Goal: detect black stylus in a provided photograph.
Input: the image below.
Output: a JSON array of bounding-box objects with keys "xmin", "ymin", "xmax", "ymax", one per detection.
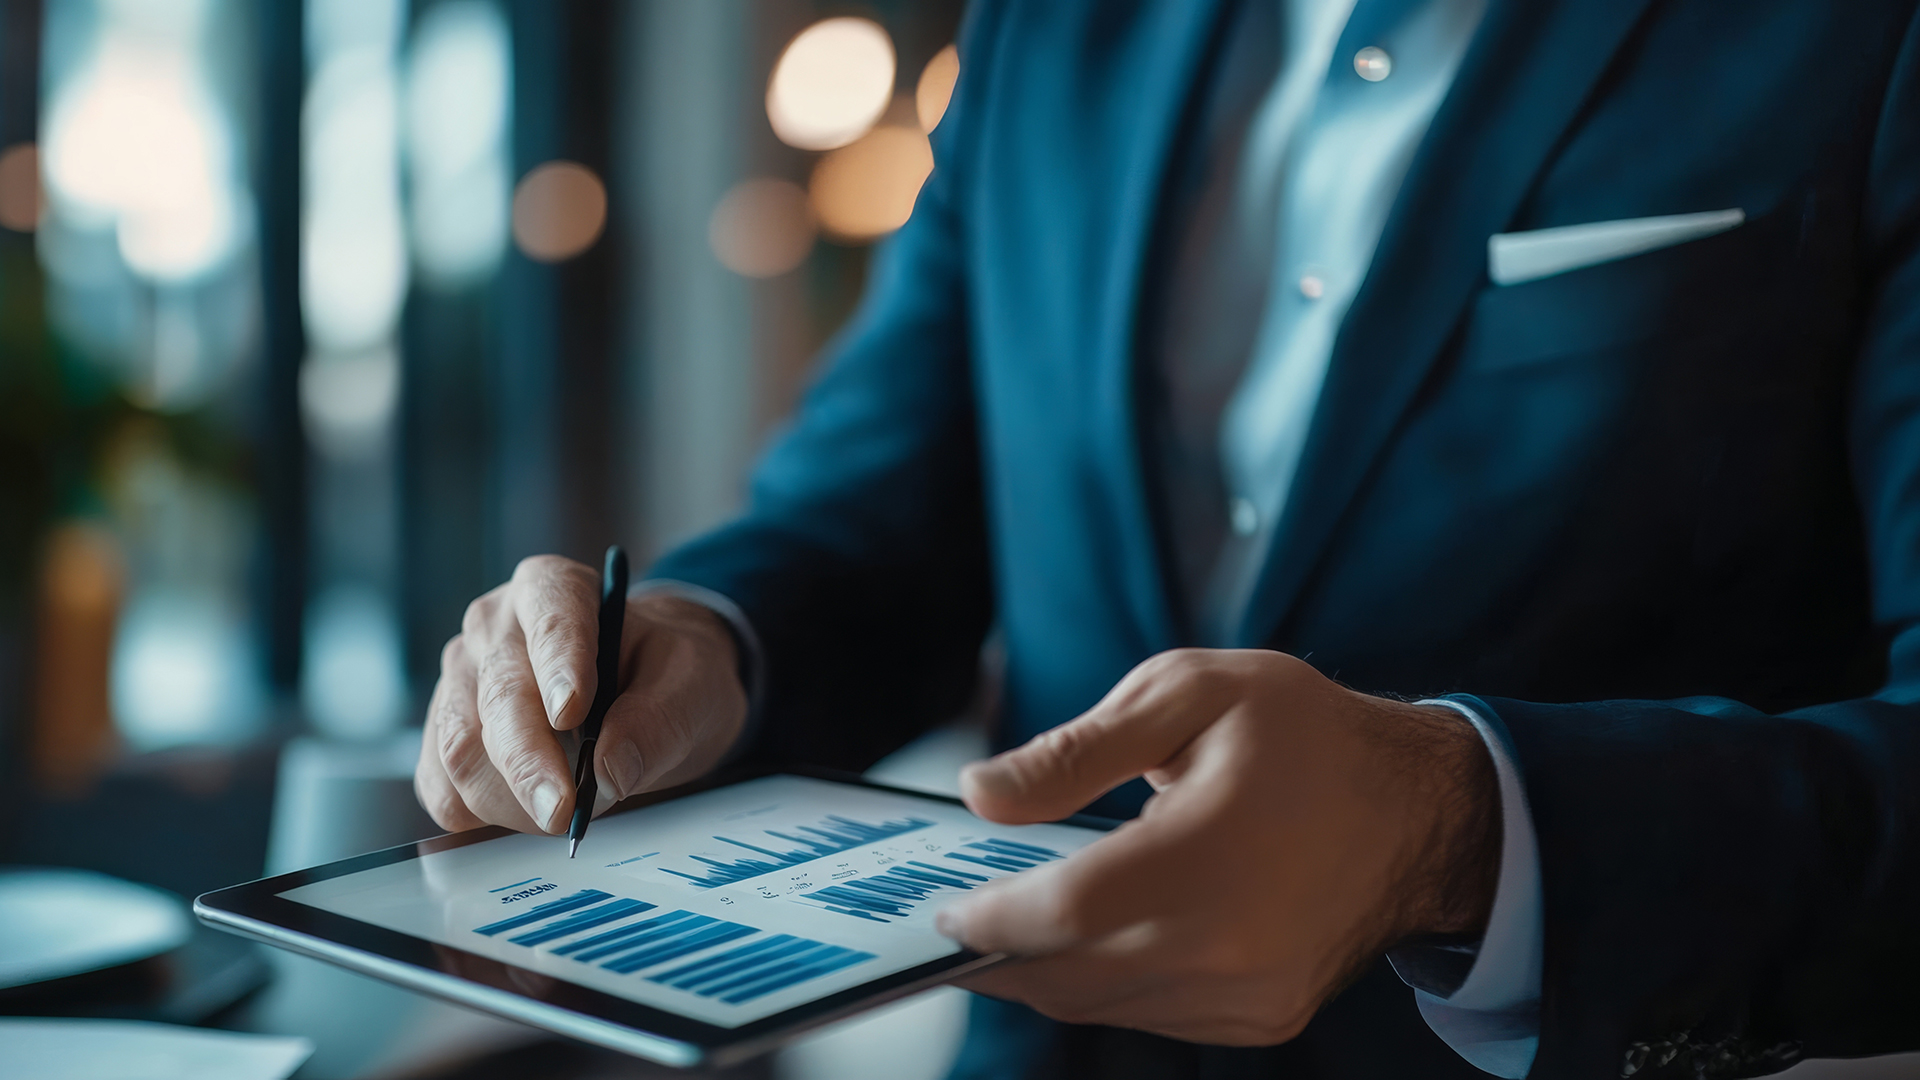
[{"xmin": 568, "ymin": 545, "xmax": 629, "ymax": 858}]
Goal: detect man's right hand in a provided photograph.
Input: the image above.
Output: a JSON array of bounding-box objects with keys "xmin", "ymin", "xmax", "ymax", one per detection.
[{"xmin": 414, "ymin": 555, "xmax": 749, "ymax": 835}]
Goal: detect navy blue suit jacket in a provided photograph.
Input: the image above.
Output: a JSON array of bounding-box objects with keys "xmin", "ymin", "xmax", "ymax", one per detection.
[{"xmin": 653, "ymin": 0, "xmax": 1920, "ymax": 1075}]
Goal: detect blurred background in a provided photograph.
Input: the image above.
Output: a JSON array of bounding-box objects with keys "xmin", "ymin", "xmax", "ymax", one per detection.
[
  {"xmin": 0, "ymin": 0, "xmax": 981, "ymax": 1076},
  {"xmin": 6, "ymin": 5, "xmax": 1920, "ymax": 1080}
]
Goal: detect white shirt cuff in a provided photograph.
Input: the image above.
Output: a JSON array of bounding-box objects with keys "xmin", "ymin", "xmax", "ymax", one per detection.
[{"xmin": 1387, "ymin": 697, "xmax": 1544, "ymax": 1079}]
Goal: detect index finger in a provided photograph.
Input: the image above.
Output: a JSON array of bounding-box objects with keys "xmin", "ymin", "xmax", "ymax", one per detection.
[
  {"xmin": 473, "ymin": 632, "xmax": 577, "ymax": 833},
  {"xmin": 959, "ymin": 649, "xmax": 1250, "ymax": 824},
  {"xmin": 510, "ymin": 555, "xmax": 601, "ymax": 731}
]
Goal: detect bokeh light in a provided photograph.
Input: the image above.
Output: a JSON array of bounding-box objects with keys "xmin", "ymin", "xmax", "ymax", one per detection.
[
  {"xmin": 511, "ymin": 160, "xmax": 607, "ymax": 263},
  {"xmin": 405, "ymin": 0, "xmax": 512, "ymax": 287},
  {"xmin": 300, "ymin": 347, "xmax": 400, "ymax": 461},
  {"xmin": 809, "ymin": 125, "xmax": 934, "ymax": 242},
  {"xmin": 303, "ymin": 40, "xmax": 408, "ymax": 353},
  {"xmin": 34, "ymin": 522, "xmax": 124, "ymax": 786},
  {"xmin": 307, "ymin": 0, "xmax": 405, "ymax": 58},
  {"xmin": 709, "ymin": 178, "xmax": 817, "ymax": 278},
  {"xmin": 916, "ymin": 45, "xmax": 959, "ymax": 133},
  {"xmin": 766, "ymin": 17, "xmax": 896, "ymax": 151},
  {"xmin": 41, "ymin": 35, "xmax": 240, "ymax": 282},
  {"xmin": 0, "ymin": 143, "xmax": 41, "ymax": 232},
  {"xmin": 301, "ymin": 585, "xmax": 407, "ymax": 740},
  {"xmin": 111, "ymin": 587, "xmax": 260, "ymax": 750}
]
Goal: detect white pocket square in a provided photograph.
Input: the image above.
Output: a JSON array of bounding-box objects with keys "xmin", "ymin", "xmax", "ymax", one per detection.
[{"xmin": 1488, "ymin": 208, "xmax": 1746, "ymax": 286}]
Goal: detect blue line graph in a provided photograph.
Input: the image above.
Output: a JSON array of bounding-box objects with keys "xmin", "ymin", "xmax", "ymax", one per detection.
[
  {"xmin": 799, "ymin": 838, "xmax": 1066, "ymax": 923},
  {"xmin": 658, "ymin": 813, "xmax": 937, "ymax": 888},
  {"xmin": 469, "ymin": 889, "xmax": 875, "ymax": 1004}
]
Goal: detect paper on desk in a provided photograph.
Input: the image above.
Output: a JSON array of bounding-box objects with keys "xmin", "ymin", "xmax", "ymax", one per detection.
[{"xmin": 0, "ymin": 1019, "xmax": 313, "ymax": 1080}]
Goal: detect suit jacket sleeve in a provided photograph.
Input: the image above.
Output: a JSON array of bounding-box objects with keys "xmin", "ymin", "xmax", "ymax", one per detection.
[
  {"xmin": 646, "ymin": 7, "xmax": 1009, "ymax": 772},
  {"xmin": 1477, "ymin": 15, "xmax": 1920, "ymax": 1077}
]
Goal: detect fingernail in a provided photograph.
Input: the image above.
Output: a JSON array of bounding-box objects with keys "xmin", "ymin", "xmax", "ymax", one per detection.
[
  {"xmin": 934, "ymin": 909, "xmax": 962, "ymax": 938},
  {"xmin": 545, "ymin": 685, "xmax": 576, "ymax": 727},
  {"xmin": 530, "ymin": 781, "xmax": 564, "ymax": 832},
  {"xmin": 606, "ymin": 742, "xmax": 645, "ymax": 798},
  {"xmin": 961, "ymin": 760, "xmax": 1013, "ymax": 798}
]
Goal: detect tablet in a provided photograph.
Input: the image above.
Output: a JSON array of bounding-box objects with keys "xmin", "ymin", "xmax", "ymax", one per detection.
[{"xmin": 195, "ymin": 767, "xmax": 1112, "ymax": 1067}]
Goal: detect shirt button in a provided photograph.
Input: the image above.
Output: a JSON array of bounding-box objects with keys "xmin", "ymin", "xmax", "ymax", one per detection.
[
  {"xmin": 1298, "ymin": 274, "xmax": 1325, "ymax": 300},
  {"xmin": 1231, "ymin": 497, "xmax": 1259, "ymax": 537},
  {"xmin": 1354, "ymin": 46, "xmax": 1392, "ymax": 82}
]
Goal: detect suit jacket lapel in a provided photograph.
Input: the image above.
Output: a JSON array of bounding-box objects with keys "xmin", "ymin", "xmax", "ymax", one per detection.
[{"xmin": 1232, "ymin": 0, "xmax": 1662, "ymax": 647}]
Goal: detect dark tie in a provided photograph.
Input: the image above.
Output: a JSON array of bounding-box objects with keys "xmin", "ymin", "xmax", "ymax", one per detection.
[{"xmin": 1140, "ymin": 0, "xmax": 1284, "ymax": 645}]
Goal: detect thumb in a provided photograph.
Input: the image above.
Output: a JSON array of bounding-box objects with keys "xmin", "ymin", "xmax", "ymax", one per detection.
[{"xmin": 960, "ymin": 652, "xmax": 1228, "ymax": 824}]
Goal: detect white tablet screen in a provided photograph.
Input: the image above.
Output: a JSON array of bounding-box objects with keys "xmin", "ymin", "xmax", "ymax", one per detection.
[{"xmin": 280, "ymin": 775, "xmax": 1104, "ymax": 1028}]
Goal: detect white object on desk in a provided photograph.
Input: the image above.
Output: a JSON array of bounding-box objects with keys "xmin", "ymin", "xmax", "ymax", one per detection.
[
  {"xmin": 0, "ymin": 1019, "xmax": 312, "ymax": 1080},
  {"xmin": 0, "ymin": 868, "xmax": 192, "ymax": 990}
]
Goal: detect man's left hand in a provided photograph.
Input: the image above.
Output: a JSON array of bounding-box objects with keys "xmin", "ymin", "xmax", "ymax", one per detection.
[{"xmin": 937, "ymin": 648, "xmax": 1501, "ymax": 1046}]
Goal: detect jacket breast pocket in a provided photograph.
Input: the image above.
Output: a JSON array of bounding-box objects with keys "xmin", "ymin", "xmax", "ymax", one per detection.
[{"xmin": 1454, "ymin": 194, "xmax": 1805, "ymax": 373}]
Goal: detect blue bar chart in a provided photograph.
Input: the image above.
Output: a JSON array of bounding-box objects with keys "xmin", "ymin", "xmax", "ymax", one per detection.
[
  {"xmin": 473, "ymin": 889, "xmax": 614, "ymax": 936},
  {"xmin": 506, "ymin": 897, "xmax": 655, "ymax": 946},
  {"xmin": 797, "ymin": 839, "xmax": 1066, "ymax": 923},
  {"xmin": 649, "ymin": 934, "xmax": 876, "ymax": 1004},
  {"xmin": 657, "ymin": 813, "xmax": 936, "ymax": 889},
  {"xmin": 470, "ymin": 888, "xmax": 876, "ymax": 1004}
]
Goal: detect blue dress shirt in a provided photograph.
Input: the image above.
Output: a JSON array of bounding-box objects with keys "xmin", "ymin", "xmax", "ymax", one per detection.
[{"xmin": 1153, "ymin": 0, "xmax": 1542, "ymax": 1074}]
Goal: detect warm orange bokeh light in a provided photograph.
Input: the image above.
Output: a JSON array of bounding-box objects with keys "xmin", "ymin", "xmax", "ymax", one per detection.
[
  {"xmin": 511, "ymin": 160, "xmax": 607, "ymax": 263},
  {"xmin": 766, "ymin": 17, "xmax": 896, "ymax": 152},
  {"xmin": 34, "ymin": 522, "xmax": 125, "ymax": 788},
  {"xmin": 809, "ymin": 125, "xmax": 934, "ymax": 243},
  {"xmin": 916, "ymin": 45, "xmax": 959, "ymax": 134},
  {"xmin": 0, "ymin": 142, "xmax": 41, "ymax": 232},
  {"xmin": 710, "ymin": 178, "xmax": 817, "ymax": 278}
]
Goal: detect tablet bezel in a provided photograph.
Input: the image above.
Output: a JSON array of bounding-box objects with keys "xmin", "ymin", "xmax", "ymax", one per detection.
[{"xmin": 194, "ymin": 763, "xmax": 1117, "ymax": 1068}]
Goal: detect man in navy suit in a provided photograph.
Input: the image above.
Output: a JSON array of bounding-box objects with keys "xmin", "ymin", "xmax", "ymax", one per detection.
[{"xmin": 416, "ymin": 0, "xmax": 1920, "ymax": 1076}]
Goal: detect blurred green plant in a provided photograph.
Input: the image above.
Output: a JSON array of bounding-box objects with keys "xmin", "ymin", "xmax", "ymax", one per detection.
[
  {"xmin": 0, "ymin": 234, "xmax": 58, "ymax": 611},
  {"xmin": 0, "ymin": 234, "xmax": 251, "ymax": 602}
]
